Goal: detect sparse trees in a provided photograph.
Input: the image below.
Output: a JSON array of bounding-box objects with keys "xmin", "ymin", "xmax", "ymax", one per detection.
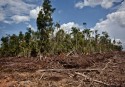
[
  {"xmin": 0, "ymin": 35, "xmax": 9, "ymax": 56},
  {"xmin": 0, "ymin": 0, "xmax": 123, "ymax": 58}
]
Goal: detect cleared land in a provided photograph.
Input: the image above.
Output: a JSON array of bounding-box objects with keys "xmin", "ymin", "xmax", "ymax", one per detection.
[{"xmin": 0, "ymin": 51, "xmax": 125, "ymax": 87}]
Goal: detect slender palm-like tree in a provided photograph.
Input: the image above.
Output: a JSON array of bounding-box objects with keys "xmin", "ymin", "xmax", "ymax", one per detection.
[
  {"xmin": 55, "ymin": 29, "xmax": 65, "ymax": 54},
  {"xmin": 64, "ymin": 34, "xmax": 73, "ymax": 52},
  {"xmin": 94, "ymin": 30, "xmax": 100, "ymax": 52},
  {"xmin": 71, "ymin": 27, "xmax": 80, "ymax": 52}
]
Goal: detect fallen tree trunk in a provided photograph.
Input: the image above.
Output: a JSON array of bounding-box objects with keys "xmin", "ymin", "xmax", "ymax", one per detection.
[{"xmin": 36, "ymin": 69, "xmax": 100, "ymax": 73}]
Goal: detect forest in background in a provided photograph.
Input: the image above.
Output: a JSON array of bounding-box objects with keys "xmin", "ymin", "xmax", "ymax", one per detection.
[{"xmin": 0, "ymin": 0, "xmax": 123, "ymax": 58}]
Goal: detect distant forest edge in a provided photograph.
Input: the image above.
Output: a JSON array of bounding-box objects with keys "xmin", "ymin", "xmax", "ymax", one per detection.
[{"xmin": 0, "ymin": 0, "xmax": 123, "ymax": 57}]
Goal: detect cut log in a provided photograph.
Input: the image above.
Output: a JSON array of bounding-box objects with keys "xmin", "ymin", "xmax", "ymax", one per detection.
[
  {"xmin": 75, "ymin": 72, "xmax": 110, "ymax": 86},
  {"xmin": 36, "ymin": 69, "xmax": 100, "ymax": 73}
]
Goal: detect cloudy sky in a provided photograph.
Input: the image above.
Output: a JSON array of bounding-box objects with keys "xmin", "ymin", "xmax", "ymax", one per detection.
[{"xmin": 0, "ymin": 0, "xmax": 125, "ymax": 48}]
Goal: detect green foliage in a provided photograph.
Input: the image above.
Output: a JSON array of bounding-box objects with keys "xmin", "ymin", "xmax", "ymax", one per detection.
[
  {"xmin": 37, "ymin": 0, "xmax": 55, "ymax": 54},
  {"xmin": 0, "ymin": 0, "xmax": 123, "ymax": 57}
]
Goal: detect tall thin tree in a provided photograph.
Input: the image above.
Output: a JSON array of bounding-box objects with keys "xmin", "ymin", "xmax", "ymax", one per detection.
[{"xmin": 37, "ymin": 0, "xmax": 55, "ymax": 58}]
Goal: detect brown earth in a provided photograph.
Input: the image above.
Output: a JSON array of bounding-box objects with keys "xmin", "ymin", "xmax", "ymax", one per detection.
[{"xmin": 0, "ymin": 51, "xmax": 125, "ymax": 87}]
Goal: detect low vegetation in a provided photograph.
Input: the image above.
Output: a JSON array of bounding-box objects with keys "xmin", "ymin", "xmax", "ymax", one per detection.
[
  {"xmin": 0, "ymin": 0, "xmax": 122, "ymax": 58},
  {"xmin": 0, "ymin": 1, "xmax": 124, "ymax": 87}
]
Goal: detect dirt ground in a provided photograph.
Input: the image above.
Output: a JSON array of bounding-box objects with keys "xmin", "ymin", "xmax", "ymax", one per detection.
[{"xmin": 0, "ymin": 51, "xmax": 125, "ymax": 87}]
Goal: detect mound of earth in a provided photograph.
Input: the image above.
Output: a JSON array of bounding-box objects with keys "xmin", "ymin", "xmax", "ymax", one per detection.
[{"xmin": 0, "ymin": 51, "xmax": 125, "ymax": 87}]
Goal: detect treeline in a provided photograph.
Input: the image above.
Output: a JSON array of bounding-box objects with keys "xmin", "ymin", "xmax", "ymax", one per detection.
[{"xmin": 0, "ymin": 0, "xmax": 122, "ymax": 57}]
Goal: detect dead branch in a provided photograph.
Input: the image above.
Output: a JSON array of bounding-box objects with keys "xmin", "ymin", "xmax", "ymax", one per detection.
[
  {"xmin": 36, "ymin": 69, "xmax": 100, "ymax": 73},
  {"xmin": 101, "ymin": 59, "xmax": 112, "ymax": 71},
  {"xmin": 75, "ymin": 72, "xmax": 110, "ymax": 86},
  {"xmin": 99, "ymin": 59, "xmax": 112, "ymax": 75},
  {"xmin": 66, "ymin": 51, "xmax": 74, "ymax": 57},
  {"xmin": 66, "ymin": 50, "xmax": 79, "ymax": 57},
  {"xmin": 39, "ymin": 73, "xmax": 45, "ymax": 81}
]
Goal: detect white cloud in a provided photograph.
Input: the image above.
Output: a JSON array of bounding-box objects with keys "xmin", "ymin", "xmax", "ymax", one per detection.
[
  {"xmin": 0, "ymin": 13, "xmax": 4, "ymax": 21},
  {"xmin": 0, "ymin": 0, "xmax": 35, "ymax": 23},
  {"xmin": 93, "ymin": 11, "xmax": 125, "ymax": 40},
  {"xmin": 27, "ymin": 24, "xmax": 36, "ymax": 31},
  {"xmin": 60, "ymin": 22, "xmax": 83, "ymax": 33},
  {"xmin": 101, "ymin": 0, "xmax": 114, "ymax": 9},
  {"xmin": 99, "ymin": 18, "xmax": 104, "ymax": 22},
  {"xmin": 11, "ymin": 15, "xmax": 30, "ymax": 23},
  {"xmin": 75, "ymin": 1, "xmax": 85, "ymax": 9},
  {"xmin": 0, "ymin": 0, "xmax": 35, "ymax": 15},
  {"xmin": 3, "ymin": 20, "xmax": 13, "ymax": 24},
  {"xmin": 75, "ymin": 0, "xmax": 122, "ymax": 9},
  {"xmin": 0, "ymin": 0, "xmax": 43, "ymax": 23},
  {"xmin": 92, "ymin": 0, "xmax": 125, "ymax": 48},
  {"xmin": 118, "ymin": 1, "xmax": 125, "ymax": 11},
  {"xmin": 30, "ymin": 6, "xmax": 42, "ymax": 19},
  {"xmin": 24, "ymin": 0, "xmax": 39, "ymax": 3},
  {"xmin": 54, "ymin": 22, "xmax": 83, "ymax": 36}
]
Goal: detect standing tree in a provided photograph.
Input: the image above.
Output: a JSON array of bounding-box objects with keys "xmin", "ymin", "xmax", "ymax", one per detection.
[
  {"xmin": 55, "ymin": 29, "xmax": 65, "ymax": 54},
  {"xmin": 1, "ymin": 35, "xmax": 9, "ymax": 56},
  {"xmin": 37, "ymin": 0, "xmax": 55, "ymax": 57},
  {"xmin": 9, "ymin": 34, "xmax": 19, "ymax": 56},
  {"xmin": 71, "ymin": 27, "xmax": 80, "ymax": 52}
]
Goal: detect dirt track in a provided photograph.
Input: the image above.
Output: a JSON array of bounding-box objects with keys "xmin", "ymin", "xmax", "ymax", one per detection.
[{"xmin": 0, "ymin": 51, "xmax": 125, "ymax": 87}]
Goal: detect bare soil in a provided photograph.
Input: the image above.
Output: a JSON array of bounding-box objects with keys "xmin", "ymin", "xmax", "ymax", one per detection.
[{"xmin": 0, "ymin": 51, "xmax": 125, "ymax": 87}]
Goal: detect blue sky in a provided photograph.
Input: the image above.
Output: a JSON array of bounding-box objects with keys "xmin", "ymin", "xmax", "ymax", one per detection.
[
  {"xmin": 0, "ymin": 0, "xmax": 125, "ymax": 48},
  {"xmin": 53, "ymin": 0, "xmax": 110, "ymax": 27}
]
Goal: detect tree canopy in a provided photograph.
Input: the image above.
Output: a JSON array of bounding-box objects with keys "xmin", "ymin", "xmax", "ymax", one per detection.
[{"xmin": 0, "ymin": 0, "xmax": 123, "ymax": 58}]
